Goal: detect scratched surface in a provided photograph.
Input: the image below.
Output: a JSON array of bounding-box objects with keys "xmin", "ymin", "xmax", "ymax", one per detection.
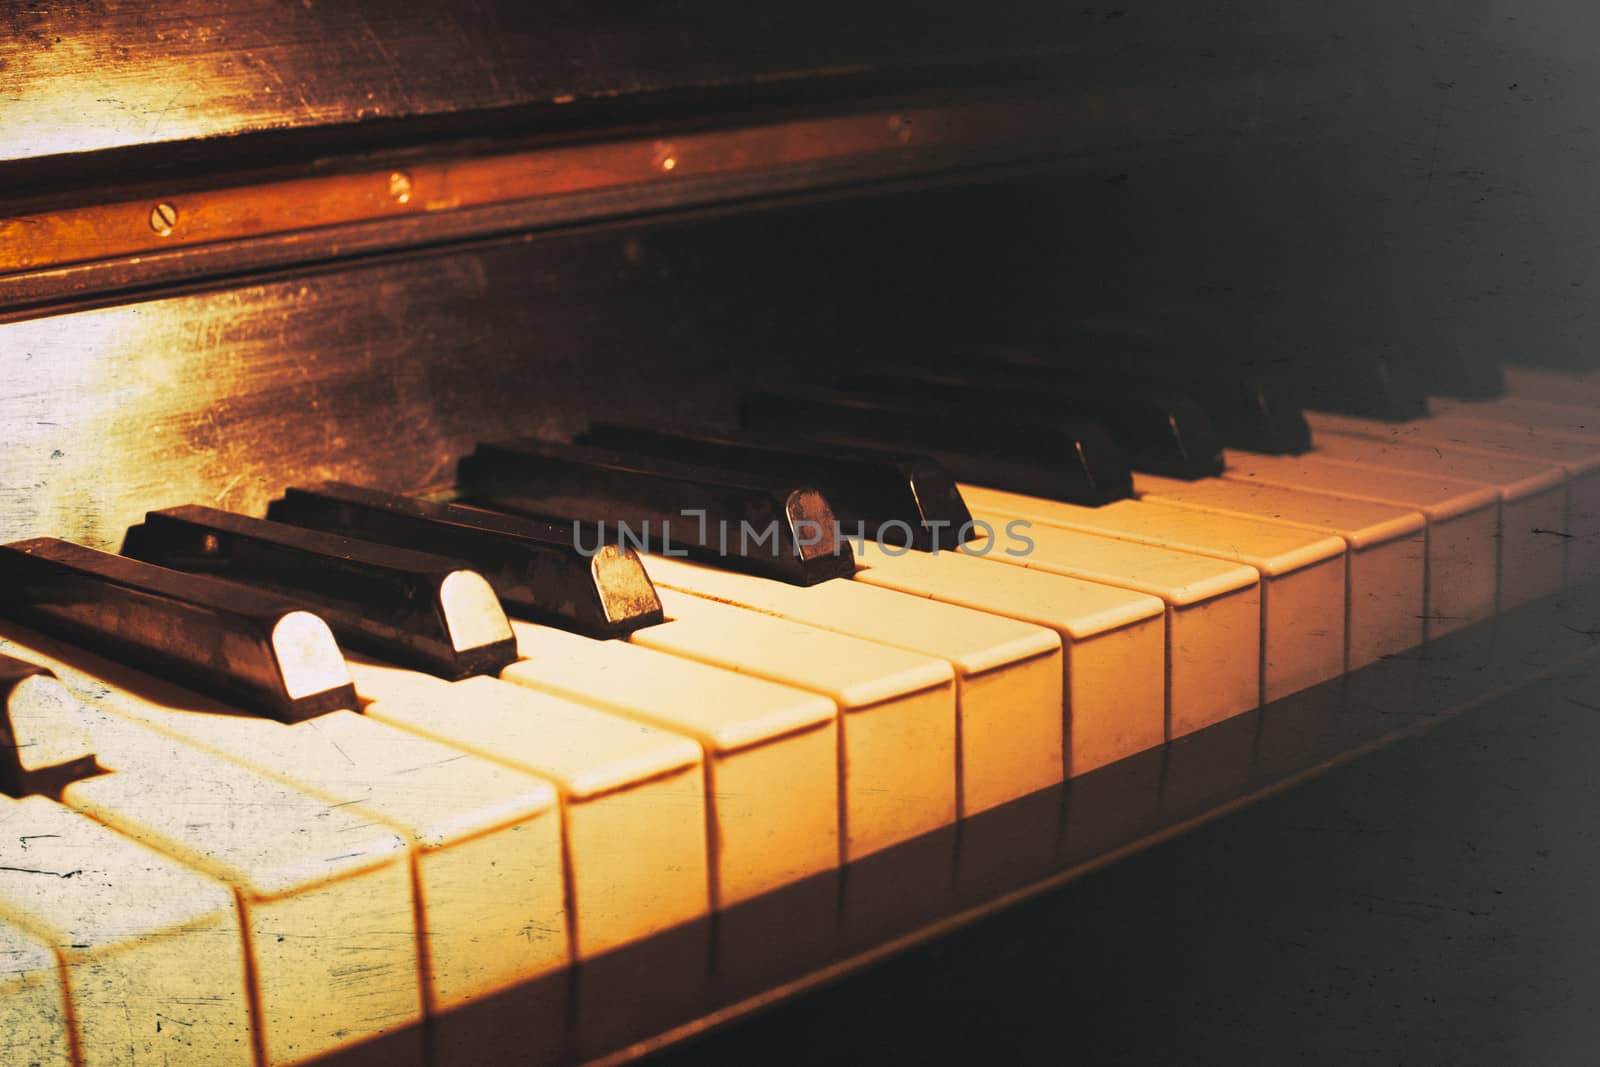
[{"xmin": 0, "ymin": 0, "xmax": 1080, "ymax": 165}]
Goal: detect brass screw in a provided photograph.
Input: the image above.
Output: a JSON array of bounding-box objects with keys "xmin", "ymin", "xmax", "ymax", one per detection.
[
  {"xmin": 888, "ymin": 115, "xmax": 912, "ymax": 144},
  {"xmin": 148, "ymin": 202, "xmax": 178, "ymax": 236},
  {"xmin": 653, "ymin": 143, "xmax": 678, "ymax": 172},
  {"xmin": 388, "ymin": 170, "xmax": 413, "ymax": 204}
]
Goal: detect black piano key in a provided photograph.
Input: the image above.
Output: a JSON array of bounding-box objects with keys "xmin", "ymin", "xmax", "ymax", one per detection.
[
  {"xmin": 1397, "ymin": 340, "xmax": 1506, "ymax": 400},
  {"xmin": 266, "ymin": 482, "xmax": 664, "ymax": 638},
  {"xmin": 575, "ymin": 422, "xmax": 974, "ymax": 552},
  {"xmin": 738, "ymin": 390, "xmax": 1133, "ymax": 505},
  {"xmin": 1188, "ymin": 373, "xmax": 1314, "ymax": 454},
  {"xmin": 0, "ymin": 653, "xmax": 99, "ymax": 797},
  {"xmin": 1283, "ymin": 350, "xmax": 1430, "ymax": 421},
  {"xmin": 938, "ymin": 342, "xmax": 1313, "ymax": 455},
  {"xmin": 124, "ymin": 506, "xmax": 517, "ymax": 680},
  {"xmin": 838, "ymin": 368, "xmax": 1225, "ymax": 480},
  {"xmin": 457, "ymin": 439, "xmax": 855, "ymax": 586},
  {"xmin": 0, "ymin": 539, "xmax": 357, "ymax": 723}
]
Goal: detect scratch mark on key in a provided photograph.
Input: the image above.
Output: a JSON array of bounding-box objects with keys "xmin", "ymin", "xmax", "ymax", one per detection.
[{"xmin": 0, "ymin": 864, "xmax": 80, "ymax": 878}]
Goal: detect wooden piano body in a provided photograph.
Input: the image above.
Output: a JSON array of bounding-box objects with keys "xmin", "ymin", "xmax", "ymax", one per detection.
[{"xmin": 4, "ymin": 2, "xmax": 1600, "ymax": 1064}]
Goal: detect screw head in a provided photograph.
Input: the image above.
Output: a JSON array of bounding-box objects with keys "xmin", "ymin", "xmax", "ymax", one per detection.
[
  {"xmin": 148, "ymin": 202, "xmax": 178, "ymax": 236},
  {"xmin": 888, "ymin": 115, "xmax": 913, "ymax": 144},
  {"xmin": 388, "ymin": 171, "xmax": 413, "ymax": 204}
]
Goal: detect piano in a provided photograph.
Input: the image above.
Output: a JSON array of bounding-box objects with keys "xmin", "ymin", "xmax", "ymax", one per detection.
[{"xmin": 4, "ymin": 3, "xmax": 1600, "ymax": 1064}]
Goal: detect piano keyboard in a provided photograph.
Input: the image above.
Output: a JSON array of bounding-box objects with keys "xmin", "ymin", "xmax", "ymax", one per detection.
[{"xmin": 1, "ymin": 363, "xmax": 1598, "ymax": 1067}]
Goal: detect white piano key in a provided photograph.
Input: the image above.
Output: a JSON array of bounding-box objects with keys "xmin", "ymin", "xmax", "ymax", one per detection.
[
  {"xmin": 61, "ymin": 754, "xmax": 419, "ymax": 1067},
  {"xmin": 850, "ymin": 540, "xmax": 1167, "ymax": 777},
  {"xmin": 356, "ymin": 665, "xmax": 710, "ymax": 961},
  {"xmin": 0, "ymin": 916, "xmax": 71, "ymax": 1067},
  {"xmin": 0, "ymin": 625, "xmax": 569, "ymax": 1015},
  {"xmin": 1302, "ymin": 428, "xmax": 1569, "ymax": 606},
  {"xmin": 0, "ymin": 796, "xmax": 247, "ymax": 1067},
  {"xmin": 1430, "ymin": 394, "xmax": 1600, "ymax": 439},
  {"xmin": 1309, "ymin": 410, "xmax": 1600, "ymax": 584},
  {"xmin": 503, "ymin": 620, "xmax": 839, "ymax": 908},
  {"xmin": 639, "ymin": 555, "xmax": 1063, "ymax": 817},
  {"xmin": 1427, "ymin": 397, "xmax": 1600, "ymax": 574},
  {"xmin": 0, "ymin": 628, "xmax": 422, "ymax": 1067},
  {"xmin": 963, "ymin": 485, "xmax": 1346, "ymax": 704},
  {"xmin": 1502, "ymin": 365, "xmax": 1600, "ymax": 406},
  {"xmin": 955, "ymin": 519, "xmax": 1261, "ymax": 739},
  {"xmin": 632, "ymin": 589, "xmax": 958, "ymax": 860},
  {"xmin": 1133, "ymin": 472, "xmax": 1427, "ymax": 670},
  {"xmin": 1220, "ymin": 450, "xmax": 1501, "ymax": 637}
]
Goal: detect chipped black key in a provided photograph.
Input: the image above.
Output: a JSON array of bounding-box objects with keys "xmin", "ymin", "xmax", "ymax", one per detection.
[
  {"xmin": 267, "ymin": 482, "xmax": 664, "ymax": 638},
  {"xmin": 125, "ymin": 506, "xmax": 516, "ymax": 680},
  {"xmin": 839, "ymin": 368, "xmax": 1224, "ymax": 480},
  {"xmin": 0, "ymin": 653, "xmax": 98, "ymax": 797},
  {"xmin": 457, "ymin": 439, "xmax": 854, "ymax": 586},
  {"xmin": 576, "ymin": 422, "xmax": 974, "ymax": 551},
  {"xmin": 0, "ymin": 539, "xmax": 356, "ymax": 723},
  {"xmin": 739, "ymin": 390, "xmax": 1133, "ymax": 505}
]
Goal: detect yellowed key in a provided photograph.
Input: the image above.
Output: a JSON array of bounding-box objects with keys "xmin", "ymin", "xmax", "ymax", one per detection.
[
  {"xmin": 640, "ymin": 555, "xmax": 1062, "ymax": 817},
  {"xmin": 632, "ymin": 589, "xmax": 957, "ymax": 860},
  {"xmin": 357, "ymin": 665, "xmax": 709, "ymax": 961},
  {"xmin": 503, "ymin": 621, "xmax": 838, "ymax": 908},
  {"xmin": 1310, "ymin": 411, "xmax": 1600, "ymax": 585},
  {"xmin": 0, "ymin": 626, "xmax": 568, "ymax": 1015},
  {"xmin": 1133, "ymin": 473, "xmax": 1427, "ymax": 670},
  {"xmin": 964, "ymin": 485, "xmax": 1345, "ymax": 704},
  {"xmin": 1221, "ymin": 450, "xmax": 1501, "ymax": 637},
  {"xmin": 0, "ymin": 794, "xmax": 249, "ymax": 1067},
  {"xmin": 0, "ymin": 916, "xmax": 71, "ymax": 1067},
  {"xmin": 199, "ymin": 707, "xmax": 566, "ymax": 1014},
  {"xmin": 62, "ymin": 757, "xmax": 417, "ymax": 1067},
  {"xmin": 1301, "ymin": 428, "xmax": 1569, "ymax": 606},
  {"xmin": 926, "ymin": 521, "xmax": 1257, "ymax": 739},
  {"xmin": 851, "ymin": 540, "xmax": 1166, "ymax": 777},
  {"xmin": 0, "ymin": 627, "xmax": 420, "ymax": 1067},
  {"xmin": 1426, "ymin": 397, "xmax": 1600, "ymax": 575}
]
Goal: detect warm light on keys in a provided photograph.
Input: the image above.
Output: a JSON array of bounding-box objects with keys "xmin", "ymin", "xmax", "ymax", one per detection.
[
  {"xmin": 263, "ymin": 707, "xmax": 566, "ymax": 1010},
  {"xmin": 956, "ymin": 520, "xmax": 1260, "ymax": 739},
  {"xmin": 0, "ymin": 626, "xmax": 422, "ymax": 1067},
  {"xmin": 1133, "ymin": 473, "xmax": 1427, "ymax": 671},
  {"xmin": 438, "ymin": 568, "xmax": 518, "ymax": 652},
  {"xmin": 270, "ymin": 610, "xmax": 356, "ymax": 700},
  {"xmin": 851, "ymin": 540, "xmax": 1167, "ymax": 777},
  {"xmin": 634, "ymin": 590, "xmax": 957, "ymax": 860},
  {"xmin": 1303, "ymin": 430, "xmax": 1568, "ymax": 607},
  {"xmin": 49, "ymin": 724, "xmax": 419, "ymax": 1067},
  {"xmin": 0, "ymin": 626, "xmax": 569, "ymax": 1014},
  {"xmin": 965, "ymin": 485, "xmax": 1346, "ymax": 705},
  {"xmin": 359, "ymin": 669, "xmax": 710, "ymax": 961},
  {"xmin": 504, "ymin": 621, "xmax": 838, "ymax": 907},
  {"xmin": 0, "ymin": 917, "xmax": 71, "ymax": 1067},
  {"xmin": 2, "ymin": 671, "xmax": 95, "ymax": 771},
  {"xmin": 1309, "ymin": 410, "xmax": 1600, "ymax": 585},
  {"xmin": 641, "ymin": 555, "xmax": 1063, "ymax": 817},
  {"xmin": 1221, "ymin": 450, "xmax": 1501, "ymax": 639},
  {"xmin": 0, "ymin": 796, "xmax": 251, "ymax": 1067},
  {"xmin": 1427, "ymin": 395, "xmax": 1600, "ymax": 577}
]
